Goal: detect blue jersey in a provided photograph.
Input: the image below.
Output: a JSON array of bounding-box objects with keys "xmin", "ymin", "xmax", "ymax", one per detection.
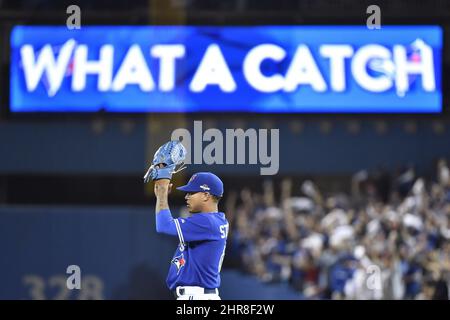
[{"xmin": 156, "ymin": 209, "xmax": 229, "ymax": 290}]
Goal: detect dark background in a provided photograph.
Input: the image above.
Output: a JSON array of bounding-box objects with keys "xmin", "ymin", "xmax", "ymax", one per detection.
[
  {"xmin": 0, "ymin": 0, "xmax": 449, "ymax": 300},
  {"xmin": 1, "ymin": 0, "xmax": 450, "ymax": 205}
]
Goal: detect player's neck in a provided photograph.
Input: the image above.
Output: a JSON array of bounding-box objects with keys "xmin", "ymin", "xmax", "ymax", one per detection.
[{"xmin": 200, "ymin": 204, "xmax": 219, "ymax": 213}]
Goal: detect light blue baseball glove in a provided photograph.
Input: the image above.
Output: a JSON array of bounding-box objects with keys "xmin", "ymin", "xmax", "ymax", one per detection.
[{"xmin": 143, "ymin": 140, "xmax": 187, "ymax": 183}]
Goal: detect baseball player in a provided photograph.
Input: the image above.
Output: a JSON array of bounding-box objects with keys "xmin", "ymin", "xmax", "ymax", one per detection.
[
  {"xmin": 144, "ymin": 141, "xmax": 229, "ymax": 300},
  {"xmin": 153, "ymin": 172, "xmax": 229, "ymax": 300}
]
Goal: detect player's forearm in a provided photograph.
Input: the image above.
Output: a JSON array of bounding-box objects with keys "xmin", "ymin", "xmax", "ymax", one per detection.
[
  {"xmin": 154, "ymin": 179, "xmax": 170, "ymax": 213},
  {"xmin": 155, "ymin": 190, "xmax": 169, "ymax": 213},
  {"xmin": 154, "ymin": 179, "xmax": 178, "ymax": 235}
]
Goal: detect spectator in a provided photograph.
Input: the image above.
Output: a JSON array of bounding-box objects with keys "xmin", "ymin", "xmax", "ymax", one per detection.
[{"xmin": 228, "ymin": 160, "xmax": 450, "ymax": 299}]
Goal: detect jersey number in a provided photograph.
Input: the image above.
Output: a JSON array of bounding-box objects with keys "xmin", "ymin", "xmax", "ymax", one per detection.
[
  {"xmin": 218, "ymin": 223, "xmax": 229, "ymax": 272},
  {"xmin": 219, "ymin": 224, "xmax": 229, "ymax": 239}
]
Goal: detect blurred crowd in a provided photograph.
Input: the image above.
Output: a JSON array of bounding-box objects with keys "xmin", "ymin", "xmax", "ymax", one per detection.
[{"xmin": 225, "ymin": 159, "xmax": 450, "ymax": 300}]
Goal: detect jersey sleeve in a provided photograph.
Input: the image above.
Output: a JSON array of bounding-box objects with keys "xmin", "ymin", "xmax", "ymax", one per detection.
[{"xmin": 155, "ymin": 209, "xmax": 177, "ymax": 236}]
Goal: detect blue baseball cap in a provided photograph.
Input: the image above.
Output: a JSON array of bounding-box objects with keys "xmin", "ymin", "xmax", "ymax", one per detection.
[{"xmin": 177, "ymin": 172, "xmax": 224, "ymax": 197}]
